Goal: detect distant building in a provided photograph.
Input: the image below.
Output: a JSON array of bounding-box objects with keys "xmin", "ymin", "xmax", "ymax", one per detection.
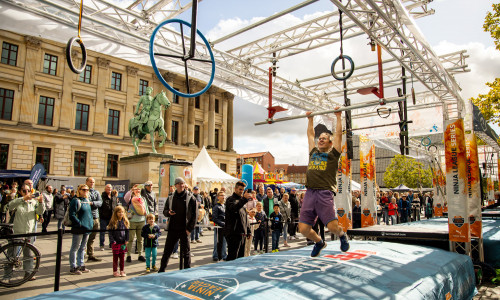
[
  {"xmin": 286, "ymin": 165, "xmax": 307, "ymax": 184},
  {"xmin": 237, "ymin": 151, "xmax": 275, "ymax": 174}
]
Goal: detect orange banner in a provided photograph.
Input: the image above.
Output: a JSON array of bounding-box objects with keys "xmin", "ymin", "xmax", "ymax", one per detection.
[
  {"xmin": 465, "ymin": 133, "xmax": 482, "ymax": 238},
  {"xmin": 335, "ymin": 135, "xmax": 352, "ymax": 232},
  {"xmin": 444, "ymin": 119, "xmax": 470, "ymax": 243},
  {"xmin": 359, "ymin": 136, "xmax": 376, "ymax": 227}
]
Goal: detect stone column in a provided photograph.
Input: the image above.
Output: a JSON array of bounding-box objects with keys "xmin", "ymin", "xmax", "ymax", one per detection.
[
  {"xmin": 186, "ymin": 79, "xmax": 197, "ymax": 146},
  {"xmin": 126, "ymin": 66, "xmax": 138, "ymax": 137},
  {"xmin": 181, "ymin": 81, "xmax": 189, "ymax": 145},
  {"xmin": 202, "ymin": 92, "xmax": 209, "ymax": 147},
  {"xmin": 226, "ymin": 93, "xmax": 234, "ymax": 152},
  {"xmin": 207, "ymin": 87, "xmax": 216, "ymax": 149},
  {"xmin": 95, "ymin": 58, "xmax": 110, "ymax": 135},
  {"xmin": 163, "ymin": 72, "xmax": 175, "ymax": 142},
  {"xmin": 20, "ymin": 36, "xmax": 41, "ymax": 124},
  {"xmin": 222, "ymin": 97, "xmax": 228, "ymax": 151}
]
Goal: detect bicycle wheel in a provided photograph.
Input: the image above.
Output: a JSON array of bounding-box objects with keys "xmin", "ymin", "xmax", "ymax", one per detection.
[{"xmin": 0, "ymin": 241, "xmax": 41, "ymax": 287}]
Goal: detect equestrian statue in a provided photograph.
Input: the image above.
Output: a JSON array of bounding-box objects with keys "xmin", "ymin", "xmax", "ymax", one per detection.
[{"xmin": 128, "ymin": 87, "xmax": 171, "ymax": 155}]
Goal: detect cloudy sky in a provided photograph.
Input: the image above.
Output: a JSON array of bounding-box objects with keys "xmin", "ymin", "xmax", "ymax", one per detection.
[{"xmin": 183, "ymin": 0, "xmax": 500, "ymax": 165}]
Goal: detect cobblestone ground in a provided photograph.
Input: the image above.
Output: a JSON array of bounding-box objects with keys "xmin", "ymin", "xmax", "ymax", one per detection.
[{"xmin": 0, "ymin": 222, "xmax": 498, "ymax": 299}]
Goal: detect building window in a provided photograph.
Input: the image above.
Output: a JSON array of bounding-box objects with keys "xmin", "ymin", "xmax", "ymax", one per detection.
[
  {"xmin": 195, "ymin": 96, "xmax": 200, "ymax": 109},
  {"xmin": 172, "ymin": 88, "xmax": 180, "ymax": 104},
  {"xmin": 0, "ymin": 88, "xmax": 14, "ymax": 121},
  {"xmin": 214, "ymin": 128, "xmax": 220, "ymax": 149},
  {"xmin": 0, "ymin": 144, "xmax": 8, "ymax": 169},
  {"xmin": 1, "ymin": 42, "xmax": 18, "ymax": 66},
  {"xmin": 75, "ymin": 103, "xmax": 89, "ymax": 131},
  {"xmin": 194, "ymin": 125, "xmax": 200, "ymax": 147},
  {"xmin": 74, "ymin": 151, "xmax": 87, "ymax": 176},
  {"xmin": 139, "ymin": 79, "xmax": 149, "ymax": 95},
  {"xmin": 172, "ymin": 120, "xmax": 179, "ymax": 145},
  {"xmin": 107, "ymin": 109, "xmax": 120, "ymax": 135},
  {"xmin": 220, "ymin": 163, "xmax": 227, "ymax": 172},
  {"xmin": 111, "ymin": 72, "xmax": 122, "ymax": 91},
  {"xmin": 79, "ymin": 65, "xmax": 92, "ymax": 84},
  {"xmin": 43, "ymin": 54, "xmax": 58, "ymax": 76},
  {"xmin": 37, "ymin": 96, "xmax": 54, "ymax": 126},
  {"xmin": 36, "ymin": 147, "xmax": 51, "ymax": 173},
  {"xmin": 107, "ymin": 154, "xmax": 118, "ymax": 177},
  {"xmin": 215, "ymin": 99, "xmax": 220, "ymax": 113}
]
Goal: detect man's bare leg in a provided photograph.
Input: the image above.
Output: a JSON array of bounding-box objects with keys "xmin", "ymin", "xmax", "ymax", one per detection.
[
  {"xmin": 298, "ymin": 223, "xmax": 322, "ymax": 243},
  {"xmin": 326, "ymin": 219, "xmax": 344, "ymax": 237}
]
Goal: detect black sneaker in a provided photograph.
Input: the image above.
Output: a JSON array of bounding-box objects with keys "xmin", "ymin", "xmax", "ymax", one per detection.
[
  {"xmin": 310, "ymin": 240, "xmax": 327, "ymax": 257},
  {"xmin": 87, "ymin": 256, "xmax": 102, "ymax": 262},
  {"xmin": 126, "ymin": 256, "xmax": 132, "ymax": 263},
  {"xmin": 340, "ymin": 234, "xmax": 350, "ymax": 252},
  {"xmin": 138, "ymin": 256, "xmax": 146, "ymax": 262},
  {"xmin": 79, "ymin": 266, "xmax": 90, "ymax": 273}
]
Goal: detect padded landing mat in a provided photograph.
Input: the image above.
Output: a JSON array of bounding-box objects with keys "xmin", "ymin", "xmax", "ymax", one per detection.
[{"xmin": 27, "ymin": 241, "xmax": 475, "ymax": 300}]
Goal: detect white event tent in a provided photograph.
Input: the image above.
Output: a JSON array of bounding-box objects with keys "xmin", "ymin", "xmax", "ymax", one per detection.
[{"xmin": 192, "ymin": 146, "xmax": 240, "ymax": 194}]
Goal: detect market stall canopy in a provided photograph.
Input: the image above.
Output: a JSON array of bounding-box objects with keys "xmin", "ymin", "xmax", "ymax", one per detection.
[
  {"xmin": 391, "ymin": 184, "xmax": 412, "ymax": 192},
  {"xmin": 253, "ymin": 162, "xmax": 265, "ymax": 175},
  {"xmin": 192, "ymin": 146, "xmax": 239, "ymax": 192},
  {"xmin": 473, "ymin": 104, "xmax": 500, "ymax": 151}
]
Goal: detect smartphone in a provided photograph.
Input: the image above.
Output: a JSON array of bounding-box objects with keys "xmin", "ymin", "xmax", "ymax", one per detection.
[{"xmin": 32, "ymin": 191, "xmax": 40, "ymax": 198}]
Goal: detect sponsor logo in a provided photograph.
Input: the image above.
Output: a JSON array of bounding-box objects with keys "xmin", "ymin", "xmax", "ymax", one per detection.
[
  {"xmin": 452, "ymin": 216, "xmax": 465, "ymax": 228},
  {"xmin": 469, "ymin": 215, "xmax": 476, "ymax": 224},
  {"xmin": 169, "ymin": 277, "xmax": 238, "ymax": 299},
  {"xmin": 362, "ymin": 209, "xmax": 370, "ymax": 217},
  {"xmin": 436, "ymin": 203, "xmax": 442, "ymax": 208},
  {"xmin": 337, "ymin": 208, "xmax": 345, "ymax": 218}
]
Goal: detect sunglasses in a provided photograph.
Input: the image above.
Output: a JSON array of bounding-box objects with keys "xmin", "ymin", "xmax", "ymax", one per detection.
[{"xmin": 80, "ymin": 188, "xmax": 89, "ymax": 191}]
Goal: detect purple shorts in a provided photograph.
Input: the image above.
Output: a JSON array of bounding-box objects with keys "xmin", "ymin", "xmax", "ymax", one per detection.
[{"xmin": 299, "ymin": 189, "xmax": 337, "ymax": 226}]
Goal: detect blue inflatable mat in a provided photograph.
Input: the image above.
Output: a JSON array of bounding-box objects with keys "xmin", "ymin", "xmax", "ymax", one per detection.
[
  {"xmin": 27, "ymin": 241, "xmax": 475, "ymax": 300},
  {"xmin": 398, "ymin": 218, "xmax": 500, "ymax": 268}
]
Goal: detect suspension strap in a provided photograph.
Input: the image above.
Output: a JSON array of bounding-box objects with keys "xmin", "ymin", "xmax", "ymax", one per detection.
[{"xmin": 78, "ymin": 0, "xmax": 84, "ymax": 40}]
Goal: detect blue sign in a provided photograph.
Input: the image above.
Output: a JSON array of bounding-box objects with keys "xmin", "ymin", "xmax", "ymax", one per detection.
[
  {"xmin": 29, "ymin": 163, "xmax": 46, "ymax": 189},
  {"xmin": 241, "ymin": 164, "xmax": 253, "ymax": 189}
]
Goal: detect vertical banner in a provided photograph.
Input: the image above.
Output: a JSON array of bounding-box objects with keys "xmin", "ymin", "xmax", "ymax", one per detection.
[
  {"xmin": 444, "ymin": 119, "xmax": 470, "ymax": 243},
  {"xmin": 359, "ymin": 136, "xmax": 377, "ymax": 227},
  {"xmin": 465, "ymin": 133, "xmax": 482, "ymax": 238},
  {"xmin": 336, "ymin": 134, "xmax": 352, "ymax": 232},
  {"xmin": 434, "ymin": 168, "xmax": 445, "ymax": 217},
  {"xmin": 487, "ymin": 176, "xmax": 494, "ymax": 205}
]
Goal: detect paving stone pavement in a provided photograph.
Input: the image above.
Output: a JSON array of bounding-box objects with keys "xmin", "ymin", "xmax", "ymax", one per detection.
[{"xmin": 1, "ymin": 222, "xmax": 498, "ymax": 299}]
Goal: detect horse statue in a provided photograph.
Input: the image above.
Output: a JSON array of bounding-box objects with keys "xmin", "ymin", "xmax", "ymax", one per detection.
[{"xmin": 128, "ymin": 89, "xmax": 171, "ymax": 155}]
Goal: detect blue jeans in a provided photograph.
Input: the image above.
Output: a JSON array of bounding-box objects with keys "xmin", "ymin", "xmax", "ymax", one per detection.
[
  {"xmin": 272, "ymin": 231, "xmax": 280, "ymax": 250},
  {"xmin": 212, "ymin": 228, "xmax": 227, "ymax": 260},
  {"xmin": 145, "ymin": 247, "xmax": 157, "ymax": 268},
  {"xmin": 282, "ymin": 223, "xmax": 288, "ymax": 241},
  {"xmin": 99, "ymin": 218, "xmax": 110, "ymax": 247},
  {"xmin": 57, "ymin": 219, "xmax": 65, "ymax": 230},
  {"xmin": 190, "ymin": 226, "xmax": 200, "ymax": 241},
  {"xmin": 172, "ymin": 241, "xmax": 178, "ymax": 254},
  {"xmin": 70, "ymin": 233, "xmax": 89, "ymax": 269}
]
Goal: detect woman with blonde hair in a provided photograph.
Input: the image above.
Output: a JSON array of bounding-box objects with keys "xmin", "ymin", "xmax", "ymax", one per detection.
[
  {"xmin": 125, "ymin": 184, "xmax": 149, "ymax": 263},
  {"xmin": 68, "ymin": 184, "xmax": 93, "ymax": 275}
]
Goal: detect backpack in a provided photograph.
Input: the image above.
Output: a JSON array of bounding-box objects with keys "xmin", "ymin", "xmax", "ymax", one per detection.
[{"xmin": 63, "ymin": 198, "xmax": 81, "ymax": 227}]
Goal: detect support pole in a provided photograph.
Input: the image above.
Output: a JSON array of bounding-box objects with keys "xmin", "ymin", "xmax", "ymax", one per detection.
[
  {"xmin": 53, "ymin": 229, "xmax": 63, "ymax": 291},
  {"xmin": 254, "ymin": 95, "xmax": 407, "ymax": 126}
]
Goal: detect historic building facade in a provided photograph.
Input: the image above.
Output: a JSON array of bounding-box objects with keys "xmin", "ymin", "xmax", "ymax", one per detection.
[{"xmin": 0, "ymin": 30, "xmax": 237, "ymax": 190}]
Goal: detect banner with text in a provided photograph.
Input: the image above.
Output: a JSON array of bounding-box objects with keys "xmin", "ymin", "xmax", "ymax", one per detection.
[
  {"xmin": 465, "ymin": 133, "xmax": 482, "ymax": 238},
  {"xmin": 444, "ymin": 119, "xmax": 470, "ymax": 242},
  {"xmin": 359, "ymin": 136, "xmax": 377, "ymax": 227},
  {"xmin": 336, "ymin": 134, "xmax": 352, "ymax": 232}
]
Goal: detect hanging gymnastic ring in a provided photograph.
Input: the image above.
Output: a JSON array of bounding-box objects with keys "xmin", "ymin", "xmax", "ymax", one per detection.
[
  {"xmin": 427, "ymin": 144, "xmax": 437, "ymax": 153},
  {"xmin": 421, "ymin": 136, "xmax": 431, "ymax": 147},
  {"xmin": 377, "ymin": 107, "xmax": 391, "ymax": 118},
  {"xmin": 331, "ymin": 55, "xmax": 354, "ymax": 81},
  {"xmin": 150, "ymin": 19, "xmax": 216, "ymax": 98},
  {"xmin": 66, "ymin": 37, "xmax": 87, "ymax": 74}
]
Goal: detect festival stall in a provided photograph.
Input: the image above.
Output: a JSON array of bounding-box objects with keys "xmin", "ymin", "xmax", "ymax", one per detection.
[{"xmin": 192, "ymin": 146, "xmax": 239, "ymax": 194}]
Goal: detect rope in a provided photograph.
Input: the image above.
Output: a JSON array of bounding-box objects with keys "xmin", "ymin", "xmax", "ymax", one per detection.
[
  {"xmin": 339, "ymin": 6, "xmax": 344, "ymax": 60},
  {"xmin": 77, "ymin": 0, "xmax": 83, "ymax": 40}
]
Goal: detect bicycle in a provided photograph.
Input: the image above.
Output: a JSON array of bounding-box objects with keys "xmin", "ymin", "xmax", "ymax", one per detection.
[{"xmin": 0, "ymin": 223, "xmax": 41, "ymax": 287}]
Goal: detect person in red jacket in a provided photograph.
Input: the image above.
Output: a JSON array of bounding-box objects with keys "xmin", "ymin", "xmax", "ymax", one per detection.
[{"xmin": 388, "ymin": 197, "xmax": 398, "ymax": 225}]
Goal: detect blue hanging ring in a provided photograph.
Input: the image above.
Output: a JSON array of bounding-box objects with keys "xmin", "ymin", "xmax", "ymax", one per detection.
[
  {"xmin": 331, "ymin": 55, "xmax": 354, "ymax": 81},
  {"xmin": 149, "ymin": 19, "xmax": 216, "ymax": 98},
  {"xmin": 421, "ymin": 136, "xmax": 431, "ymax": 147}
]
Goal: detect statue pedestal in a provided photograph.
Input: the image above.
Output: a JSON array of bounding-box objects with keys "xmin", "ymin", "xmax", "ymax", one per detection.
[{"xmin": 119, "ymin": 153, "xmax": 174, "ymax": 188}]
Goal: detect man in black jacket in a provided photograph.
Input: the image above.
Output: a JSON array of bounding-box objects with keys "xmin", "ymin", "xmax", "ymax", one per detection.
[
  {"xmin": 224, "ymin": 181, "xmax": 250, "ymax": 261},
  {"xmin": 158, "ymin": 177, "xmax": 197, "ymax": 272},
  {"xmin": 288, "ymin": 188, "xmax": 299, "ymax": 239},
  {"xmin": 99, "ymin": 184, "xmax": 117, "ymax": 250}
]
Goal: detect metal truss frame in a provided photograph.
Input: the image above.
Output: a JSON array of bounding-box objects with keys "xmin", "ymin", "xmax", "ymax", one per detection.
[{"xmin": 2, "ymin": 0, "xmax": 466, "ymax": 121}]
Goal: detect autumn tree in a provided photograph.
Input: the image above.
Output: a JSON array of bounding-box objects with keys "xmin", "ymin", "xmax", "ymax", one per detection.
[
  {"xmin": 383, "ymin": 155, "xmax": 433, "ymax": 189},
  {"xmin": 470, "ymin": 4, "xmax": 500, "ymax": 126}
]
